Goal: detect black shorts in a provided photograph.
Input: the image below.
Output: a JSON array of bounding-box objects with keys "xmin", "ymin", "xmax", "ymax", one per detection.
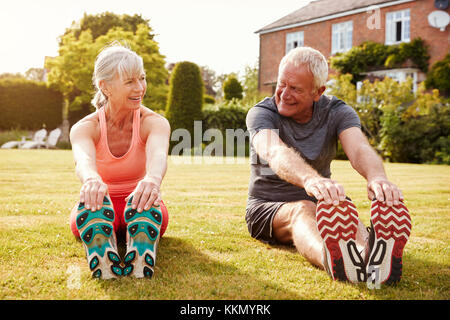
[{"xmin": 245, "ymin": 194, "xmax": 317, "ymax": 245}]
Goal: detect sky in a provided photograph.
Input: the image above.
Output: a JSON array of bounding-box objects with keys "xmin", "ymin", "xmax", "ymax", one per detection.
[{"xmin": 0, "ymin": 0, "xmax": 313, "ymax": 77}]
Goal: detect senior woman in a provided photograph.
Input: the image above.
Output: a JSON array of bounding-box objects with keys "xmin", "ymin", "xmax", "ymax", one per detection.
[{"xmin": 69, "ymin": 43, "xmax": 170, "ymax": 279}]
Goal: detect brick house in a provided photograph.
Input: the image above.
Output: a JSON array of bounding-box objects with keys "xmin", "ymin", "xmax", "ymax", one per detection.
[{"xmin": 256, "ymin": 0, "xmax": 449, "ymax": 94}]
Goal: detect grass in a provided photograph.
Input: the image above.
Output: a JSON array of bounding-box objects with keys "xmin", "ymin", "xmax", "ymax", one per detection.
[{"xmin": 0, "ymin": 149, "xmax": 449, "ymax": 300}]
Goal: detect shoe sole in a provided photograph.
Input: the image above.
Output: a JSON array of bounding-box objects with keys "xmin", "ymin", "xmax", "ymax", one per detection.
[
  {"xmin": 76, "ymin": 196, "xmax": 122, "ymax": 279},
  {"xmin": 316, "ymin": 199, "xmax": 366, "ymax": 283},
  {"xmin": 123, "ymin": 197, "xmax": 163, "ymax": 278},
  {"xmin": 368, "ymin": 199, "xmax": 411, "ymax": 285}
]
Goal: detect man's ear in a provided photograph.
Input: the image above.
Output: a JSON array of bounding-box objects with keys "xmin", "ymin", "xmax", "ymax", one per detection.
[{"xmin": 313, "ymin": 86, "xmax": 326, "ymax": 102}]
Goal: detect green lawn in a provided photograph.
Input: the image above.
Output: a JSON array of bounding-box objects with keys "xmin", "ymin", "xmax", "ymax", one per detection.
[{"xmin": 0, "ymin": 150, "xmax": 448, "ymax": 300}]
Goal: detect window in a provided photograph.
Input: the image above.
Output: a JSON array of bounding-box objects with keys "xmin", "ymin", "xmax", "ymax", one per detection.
[
  {"xmin": 386, "ymin": 9, "xmax": 410, "ymax": 44},
  {"xmin": 286, "ymin": 31, "xmax": 304, "ymax": 53},
  {"xmin": 331, "ymin": 21, "xmax": 353, "ymax": 54}
]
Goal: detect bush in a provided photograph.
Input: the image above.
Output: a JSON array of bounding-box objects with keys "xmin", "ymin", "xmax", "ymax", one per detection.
[
  {"xmin": 330, "ymin": 38, "xmax": 430, "ymax": 83},
  {"xmin": 223, "ymin": 76, "xmax": 243, "ymax": 100},
  {"xmin": 425, "ymin": 54, "xmax": 450, "ymax": 97},
  {"xmin": 328, "ymin": 74, "xmax": 449, "ymax": 164},
  {"xmin": 204, "ymin": 94, "xmax": 216, "ymax": 104},
  {"xmin": 165, "ymin": 61, "xmax": 204, "ymax": 148},
  {"xmin": 379, "ymin": 87, "xmax": 449, "ymax": 164},
  {"xmin": 0, "ymin": 79, "xmax": 62, "ymax": 130},
  {"xmin": 202, "ymin": 99, "xmax": 250, "ymax": 157},
  {"xmin": 0, "ymin": 129, "xmax": 31, "ymax": 146}
]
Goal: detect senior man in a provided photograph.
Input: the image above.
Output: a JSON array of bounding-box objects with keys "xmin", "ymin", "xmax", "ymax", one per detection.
[{"xmin": 245, "ymin": 47, "xmax": 411, "ymax": 285}]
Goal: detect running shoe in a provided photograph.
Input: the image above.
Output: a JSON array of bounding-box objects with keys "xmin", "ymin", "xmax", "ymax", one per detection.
[
  {"xmin": 316, "ymin": 199, "xmax": 366, "ymax": 283},
  {"xmin": 367, "ymin": 199, "xmax": 411, "ymax": 285},
  {"xmin": 75, "ymin": 196, "xmax": 123, "ymax": 279},
  {"xmin": 123, "ymin": 196, "xmax": 163, "ymax": 278}
]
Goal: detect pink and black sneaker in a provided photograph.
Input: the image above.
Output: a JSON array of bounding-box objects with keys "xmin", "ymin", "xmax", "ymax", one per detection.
[
  {"xmin": 367, "ymin": 199, "xmax": 411, "ymax": 285},
  {"xmin": 316, "ymin": 199, "xmax": 366, "ymax": 283}
]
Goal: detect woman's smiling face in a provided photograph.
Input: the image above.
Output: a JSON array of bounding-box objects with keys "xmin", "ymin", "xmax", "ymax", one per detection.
[{"xmin": 105, "ymin": 71, "xmax": 147, "ymax": 110}]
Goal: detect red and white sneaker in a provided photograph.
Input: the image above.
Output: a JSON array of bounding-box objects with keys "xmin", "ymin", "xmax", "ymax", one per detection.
[
  {"xmin": 316, "ymin": 199, "xmax": 366, "ymax": 283},
  {"xmin": 367, "ymin": 199, "xmax": 411, "ymax": 285}
]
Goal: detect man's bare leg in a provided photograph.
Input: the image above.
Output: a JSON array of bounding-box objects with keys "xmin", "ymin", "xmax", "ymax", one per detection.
[{"xmin": 272, "ymin": 200, "xmax": 369, "ymax": 270}]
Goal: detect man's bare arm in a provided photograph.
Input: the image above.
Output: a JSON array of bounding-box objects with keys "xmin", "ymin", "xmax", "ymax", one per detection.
[
  {"xmin": 252, "ymin": 129, "xmax": 345, "ymax": 205},
  {"xmin": 339, "ymin": 127, "xmax": 403, "ymax": 206}
]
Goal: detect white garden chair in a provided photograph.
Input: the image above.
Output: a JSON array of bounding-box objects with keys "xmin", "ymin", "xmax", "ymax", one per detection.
[
  {"xmin": 20, "ymin": 128, "xmax": 61, "ymax": 149},
  {"xmin": 1, "ymin": 128, "xmax": 47, "ymax": 149}
]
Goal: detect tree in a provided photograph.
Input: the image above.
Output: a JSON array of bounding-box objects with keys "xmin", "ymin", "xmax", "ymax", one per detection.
[
  {"xmin": 241, "ymin": 62, "xmax": 268, "ymax": 105},
  {"xmin": 200, "ymin": 65, "xmax": 218, "ymax": 97},
  {"xmin": 25, "ymin": 68, "xmax": 45, "ymax": 82},
  {"xmin": 0, "ymin": 73, "xmax": 25, "ymax": 80},
  {"xmin": 165, "ymin": 61, "xmax": 204, "ymax": 148},
  {"xmin": 65, "ymin": 12, "xmax": 151, "ymax": 41},
  {"xmin": 223, "ymin": 75, "xmax": 243, "ymax": 100},
  {"xmin": 46, "ymin": 13, "xmax": 168, "ymax": 142}
]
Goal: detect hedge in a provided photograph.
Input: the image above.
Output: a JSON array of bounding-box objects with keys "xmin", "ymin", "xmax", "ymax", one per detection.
[{"xmin": 0, "ymin": 79, "xmax": 62, "ymax": 130}]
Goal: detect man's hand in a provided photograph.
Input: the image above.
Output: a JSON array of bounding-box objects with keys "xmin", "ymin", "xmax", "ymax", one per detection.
[
  {"xmin": 367, "ymin": 177, "xmax": 404, "ymax": 206},
  {"xmin": 126, "ymin": 177, "xmax": 161, "ymax": 213},
  {"xmin": 304, "ymin": 176, "xmax": 346, "ymax": 206},
  {"xmin": 80, "ymin": 177, "xmax": 108, "ymax": 212}
]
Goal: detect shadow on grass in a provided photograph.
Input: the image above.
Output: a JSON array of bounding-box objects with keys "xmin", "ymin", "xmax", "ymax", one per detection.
[
  {"xmin": 72, "ymin": 234, "xmax": 448, "ymax": 299},
  {"xmin": 245, "ymin": 240, "xmax": 449, "ymax": 299},
  {"xmin": 362, "ymin": 254, "xmax": 450, "ymax": 299},
  {"xmin": 94, "ymin": 236, "xmax": 304, "ymax": 300}
]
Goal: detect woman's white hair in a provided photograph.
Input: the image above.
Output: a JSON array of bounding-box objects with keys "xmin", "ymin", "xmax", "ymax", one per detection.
[
  {"xmin": 279, "ymin": 46, "xmax": 328, "ymax": 90},
  {"xmin": 91, "ymin": 41, "xmax": 145, "ymax": 109}
]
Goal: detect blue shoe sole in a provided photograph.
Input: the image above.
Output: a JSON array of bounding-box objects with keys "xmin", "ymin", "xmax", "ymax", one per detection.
[
  {"xmin": 76, "ymin": 196, "xmax": 122, "ymax": 279},
  {"xmin": 123, "ymin": 196, "xmax": 163, "ymax": 278}
]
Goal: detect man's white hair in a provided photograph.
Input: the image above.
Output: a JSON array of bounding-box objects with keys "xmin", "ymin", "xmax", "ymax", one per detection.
[{"xmin": 279, "ymin": 46, "xmax": 329, "ymax": 90}]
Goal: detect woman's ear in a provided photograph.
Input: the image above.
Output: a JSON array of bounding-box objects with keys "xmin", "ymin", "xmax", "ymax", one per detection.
[{"xmin": 99, "ymin": 80, "xmax": 110, "ymax": 97}]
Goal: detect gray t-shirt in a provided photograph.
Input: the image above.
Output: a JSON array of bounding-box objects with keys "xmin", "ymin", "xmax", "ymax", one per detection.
[{"xmin": 246, "ymin": 95, "xmax": 361, "ymax": 202}]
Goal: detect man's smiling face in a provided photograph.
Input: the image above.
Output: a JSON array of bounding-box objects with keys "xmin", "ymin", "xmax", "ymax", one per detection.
[{"xmin": 275, "ymin": 62, "xmax": 324, "ymax": 123}]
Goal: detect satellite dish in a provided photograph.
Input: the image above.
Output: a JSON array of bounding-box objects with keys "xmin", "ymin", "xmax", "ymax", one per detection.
[{"xmin": 428, "ymin": 10, "xmax": 450, "ymax": 31}]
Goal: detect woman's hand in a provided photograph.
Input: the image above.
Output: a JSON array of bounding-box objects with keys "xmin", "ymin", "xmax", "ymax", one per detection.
[
  {"xmin": 80, "ymin": 177, "xmax": 108, "ymax": 212},
  {"xmin": 126, "ymin": 177, "xmax": 161, "ymax": 212}
]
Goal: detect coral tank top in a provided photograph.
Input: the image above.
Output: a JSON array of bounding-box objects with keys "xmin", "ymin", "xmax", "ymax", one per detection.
[{"xmin": 95, "ymin": 107, "xmax": 147, "ymax": 197}]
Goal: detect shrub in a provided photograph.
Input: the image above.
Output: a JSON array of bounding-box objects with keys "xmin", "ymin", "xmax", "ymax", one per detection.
[
  {"xmin": 330, "ymin": 38, "xmax": 430, "ymax": 83},
  {"xmin": 165, "ymin": 61, "xmax": 204, "ymax": 147},
  {"xmin": 0, "ymin": 79, "xmax": 62, "ymax": 130},
  {"xmin": 203, "ymin": 100, "xmax": 248, "ymax": 132},
  {"xmin": 202, "ymin": 99, "xmax": 250, "ymax": 157},
  {"xmin": 328, "ymin": 74, "xmax": 449, "ymax": 164},
  {"xmin": 0, "ymin": 129, "xmax": 31, "ymax": 146},
  {"xmin": 204, "ymin": 94, "xmax": 216, "ymax": 104},
  {"xmin": 223, "ymin": 76, "xmax": 243, "ymax": 100},
  {"xmin": 425, "ymin": 54, "xmax": 450, "ymax": 97}
]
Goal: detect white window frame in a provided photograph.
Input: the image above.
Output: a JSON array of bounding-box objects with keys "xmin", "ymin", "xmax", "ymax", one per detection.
[
  {"xmin": 285, "ymin": 31, "xmax": 304, "ymax": 53},
  {"xmin": 331, "ymin": 20, "xmax": 353, "ymax": 54},
  {"xmin": 385, "ymin": 9, "xmax": 410, "ymax": 45}
]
